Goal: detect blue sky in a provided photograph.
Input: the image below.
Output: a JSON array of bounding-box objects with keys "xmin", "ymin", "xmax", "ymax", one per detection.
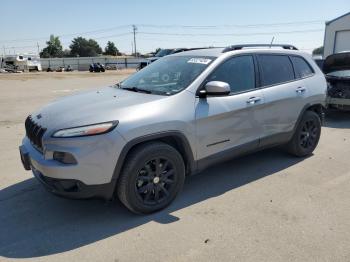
[{"xmin": 0, "ymin": 0, "xmax": 349, "ymax": 55}]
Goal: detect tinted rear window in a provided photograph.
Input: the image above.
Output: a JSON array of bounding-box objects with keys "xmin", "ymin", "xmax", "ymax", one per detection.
[
  {"xmin": 291, "ymin": 56, "xmax": 314, "ymax": 78},
  {"xmin": 259, "ymin": 55, "xmax": 294, "ymax": 86}
]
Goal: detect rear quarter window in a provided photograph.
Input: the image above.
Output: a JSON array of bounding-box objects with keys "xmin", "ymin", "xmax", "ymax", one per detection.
[
  {"xmin": 291, "ymin": 56, "xmax": 314, "ymax": 79},
  {"xmin": 258, "ymin": 55, "xmax": 295, "ymax": 86}
]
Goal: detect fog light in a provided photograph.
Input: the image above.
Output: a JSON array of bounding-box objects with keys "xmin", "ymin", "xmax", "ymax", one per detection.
[{"xmin": 53, "ymin": 151, "xmax": 77, "ymax": 164}]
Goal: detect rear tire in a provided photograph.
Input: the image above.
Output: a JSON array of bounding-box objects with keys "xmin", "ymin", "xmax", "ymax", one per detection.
[
  {"xmin": 117, "ymin": 142, "xmax": 185, "ymax": 214},
  {"xmin": 286, "ymin": 110, "xmax": 321, "ymax": 157}
]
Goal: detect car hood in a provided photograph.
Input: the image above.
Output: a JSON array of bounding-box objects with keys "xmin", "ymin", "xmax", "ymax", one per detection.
[
  {"xmin": 31, "ymin": 86, "xmax": 165, "ymax": 131},
  {"xmin": 324, "ymin": 52, "xmax": 350, "ymax": 74}
]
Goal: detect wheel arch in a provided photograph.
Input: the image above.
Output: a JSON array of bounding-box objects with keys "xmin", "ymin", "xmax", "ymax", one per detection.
[
  {"xmin": 306, "ymin": 104, "xmax": 324, "ymax": 122},
  {"xmin": 295, "ymin": 103, "xmax": 325, "ymax": 133},
  {"xmin": 111, "ymin": 131, "xmax": 196, "ymax": 188}
]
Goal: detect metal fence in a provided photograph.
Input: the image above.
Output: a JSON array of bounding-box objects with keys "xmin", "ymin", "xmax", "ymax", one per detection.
[{"xmin": 40, "ymin": 57, "xmax": 147, "ymax": 71}]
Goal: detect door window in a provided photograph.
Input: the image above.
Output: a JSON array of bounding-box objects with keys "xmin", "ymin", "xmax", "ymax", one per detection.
[
  {"xmin": 290, "ymin": 56, "xmax": 314, "ymax": 79},
  {"xmin": 207, "ymin": 56, "xmax": 255, "ymax": 94},
  {"xmin": 258, "ymin": 55, "xmax": 295, "ymax": 86}
]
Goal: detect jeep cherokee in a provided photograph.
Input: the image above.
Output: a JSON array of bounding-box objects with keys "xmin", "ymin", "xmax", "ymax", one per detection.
[{"xmin": 20, "ymin": 44, "xmax": 327, "ymax": 214}]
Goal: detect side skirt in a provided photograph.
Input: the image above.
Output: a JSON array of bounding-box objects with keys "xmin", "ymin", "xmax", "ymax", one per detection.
[{"xmin": 194, "ymin": 131, "xmax": 294, "ymax": 174}]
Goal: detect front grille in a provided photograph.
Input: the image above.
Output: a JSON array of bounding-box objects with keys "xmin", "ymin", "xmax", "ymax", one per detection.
[{"xmin": 25, "ymin": 115, "xmax": 46, "ymax": 152}]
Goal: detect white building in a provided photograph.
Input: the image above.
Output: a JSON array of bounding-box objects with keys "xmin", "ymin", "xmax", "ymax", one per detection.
[{"xmin": 323, "ymin": 12, "xmax": 350, "ymax": 58}]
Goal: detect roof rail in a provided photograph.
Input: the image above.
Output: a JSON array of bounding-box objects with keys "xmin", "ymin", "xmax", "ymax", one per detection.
[{"xmin": 222, "ymin": 44, "xmax": 298, "ymax": 52}]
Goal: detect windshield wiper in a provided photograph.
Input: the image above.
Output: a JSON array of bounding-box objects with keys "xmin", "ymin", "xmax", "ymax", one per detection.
[{"xmin": 121, "ymin": 86, "xmax": 152, "ymax": 94}]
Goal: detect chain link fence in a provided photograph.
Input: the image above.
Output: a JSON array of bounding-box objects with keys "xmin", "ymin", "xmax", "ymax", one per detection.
[{"xmin": 40, "ymin": 57, "xmax": 148, "ymax": 71}]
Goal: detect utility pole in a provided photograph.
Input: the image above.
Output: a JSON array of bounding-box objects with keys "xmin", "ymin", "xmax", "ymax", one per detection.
[
  {"xmin": 37, "ymin": 42, "xmax": 40, "ymax": 55},
  {"xmin": 132, "ymin": 25, "xmax": 137, "ymax": 57}
]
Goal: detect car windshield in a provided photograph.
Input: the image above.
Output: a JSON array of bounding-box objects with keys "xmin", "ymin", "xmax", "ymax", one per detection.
[
  {"xmin": 327, "ymin": 70, "xmax": 350, "ymax": 78},
  {"xmin": 119, "ymin": 56, "xmax": 215, "ymax": 95},
  {"xmin": 155, "ymin": 49, "xmax": 173, "ymax": 57}
]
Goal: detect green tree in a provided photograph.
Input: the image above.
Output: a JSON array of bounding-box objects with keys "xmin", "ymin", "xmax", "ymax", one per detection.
[
  {"xmin": 62, "ymin": 49, "xmax": 72, "ymax": 57},
  {"xmin": 104, "ymin": 41, "xmax": 120, "ymax": 56},
  {"xmin": 154, "ymin": 48, "xmax": 161, "ymax": 55},
  {"xmin": 312, "ymin": 46, "xmax": 324, "ymax": 56},
  {"xmin": 40, "ymin": 35, "xmax": 63, "ymax": 58},
  {"xmin": 69, "ymin": 37, "xmax": 103, "ymax": 57}
]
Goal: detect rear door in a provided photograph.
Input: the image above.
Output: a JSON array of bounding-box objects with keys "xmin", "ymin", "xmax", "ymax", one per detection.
[
  {"xmin": 257, "ymin": 54, "xmax": 306, "ymax": 146},
  {"xmin": 290, "ymin": 55, "xmax": 316, "ymax": 97},
  {"xmin": 195, "ymin": 55, "xmax": 264, "ymax": 160}
]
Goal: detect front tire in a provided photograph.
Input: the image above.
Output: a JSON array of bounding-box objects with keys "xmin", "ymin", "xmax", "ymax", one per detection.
[
  {"xmin": 117, "ymin": 142, "xmax": 185, "ymax": 214},
  {"xmin": 286, "ymin": 110, "xmax": 321, "ymax": 157}
]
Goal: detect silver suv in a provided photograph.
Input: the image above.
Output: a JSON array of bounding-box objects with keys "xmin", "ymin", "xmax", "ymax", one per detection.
[{"xmin": 20, "ymin": 44, "xmax": 327, "ymax": 214}]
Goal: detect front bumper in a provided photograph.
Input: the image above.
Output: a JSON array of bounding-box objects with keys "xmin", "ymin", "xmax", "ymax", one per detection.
[
  {"xmin": 32, "ymin": 165, "xmax": 115, "ymax": 199},
  {"xmin": 327, "ymin": 97, "xmax": 350, "ymax": 106},
  {"xmin": 19, "ymin": 144, "xmax": 116, "ymax": 200},
  {"xmin": 326, "ymin": 97, "xmax": 350, "ymax": 110},
  {"xmin": 19, "ymin": 130, "xmax": 126, "ymax": 200}
]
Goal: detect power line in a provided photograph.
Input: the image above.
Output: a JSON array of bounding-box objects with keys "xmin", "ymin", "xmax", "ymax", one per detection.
[
  {"xmin": 93, "ymin": 32, "xmax": 131, "ymax": 40},
  {"xmin": 138, "ymin": 20, "xmax": 325, "ymax": 29},
  {"xmin": 138, "ymin": 28, "xmax": 324, "ymax": 37},
  {"xmin": 4, "ymin": 28, "xmax": 323, "ymax": 50},
  {"xmin": 0, "ymin": 25, "xmax": 132, "ymax": 44},
  {"xmin": 1, "ymin": 33, "xmax": 132, "ymax": 49},
  {"xmin": 0, "ymin": 20, "xmax": 325, "ymax": 43},
  {"xmin": 1, "ymin": 21, "xmax": 326, "ymax": 54}
]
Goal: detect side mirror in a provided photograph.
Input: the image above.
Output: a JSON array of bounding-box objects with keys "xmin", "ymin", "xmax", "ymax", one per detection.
[{"xmin": 199, "ymin": 81, "xmax": 230, "ymax": 97}]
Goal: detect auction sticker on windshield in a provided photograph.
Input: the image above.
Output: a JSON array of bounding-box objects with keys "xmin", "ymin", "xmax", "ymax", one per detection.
[{"xmin": 187, "ymin": 58, "xmax": 212, "ymax": 65}]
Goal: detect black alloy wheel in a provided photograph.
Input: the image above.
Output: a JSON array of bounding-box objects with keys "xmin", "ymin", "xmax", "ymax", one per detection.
[
  {"xmin": 135, "ymin": 157, "xmax": 176, "ymax": 205},
  {"xmin": 117, "ymin": 142, "xmax": 185, "ymax": 214},
  {"xmin": 299, "ymin": 119, "xmax": 319, "ymax": 150},
  {"xmin": 286, "ymin": 110, "xmax": 321, "ymax": 157}
]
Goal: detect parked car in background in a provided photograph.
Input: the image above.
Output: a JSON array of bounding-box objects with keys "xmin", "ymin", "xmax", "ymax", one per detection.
[
  {"xmin": 324, "ymin": 51, "xmax": 350, "ymax": 110},
  {"xmin": 89, "ymin": 63, "xmax": 105, "ymax": 72},
  {"xmin": 148, "ymin": 48, "xmax": 192, "ymax": 63},
  {"xmin": 313, "ymin": 56, "xmax": 324, "ymax": 71},
  {"xmin": 138, "ymin": 47, "xmax": 213, "ymax": 70},
  {"xmin": 20, "ymin": 44, "xmax": 327, "ymax": 214}
]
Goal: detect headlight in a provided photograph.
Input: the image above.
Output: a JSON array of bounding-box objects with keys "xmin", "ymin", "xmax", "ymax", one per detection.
[{"xmin": 52, "ymin": 121, "xmax": 118, "ymax": 138}]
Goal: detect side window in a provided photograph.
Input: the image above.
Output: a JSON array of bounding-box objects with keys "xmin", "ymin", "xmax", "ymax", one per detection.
[
  {"xmin": 258, "ymin": 55, "xmax": 294, "ymax": 86},
  {"xmin": 207, "ymin": 56, "xmax": 255, "ymax": 94},
  {"xmin": 291, "ymin": 56, "xmax": 314, "ymax": 79}
]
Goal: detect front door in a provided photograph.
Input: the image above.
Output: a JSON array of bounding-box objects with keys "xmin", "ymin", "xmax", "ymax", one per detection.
[{"xmin": 195, "ymin": 55, "xmax": 264, "ymax": 161}]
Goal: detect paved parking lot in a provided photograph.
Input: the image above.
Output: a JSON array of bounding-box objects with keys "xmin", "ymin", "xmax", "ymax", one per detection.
[{"xmin": 0, "ymin": 71, "xmax": 350, "ymax": 262}]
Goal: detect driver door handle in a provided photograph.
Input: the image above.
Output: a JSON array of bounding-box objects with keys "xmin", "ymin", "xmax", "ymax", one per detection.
[
  {"xmin": 246, "ymin": 97, "xmax": 262, "ymax": 105},
  {"xmin": 296, "ymin": 87, "xmax": 306, "ymax": 94}
]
